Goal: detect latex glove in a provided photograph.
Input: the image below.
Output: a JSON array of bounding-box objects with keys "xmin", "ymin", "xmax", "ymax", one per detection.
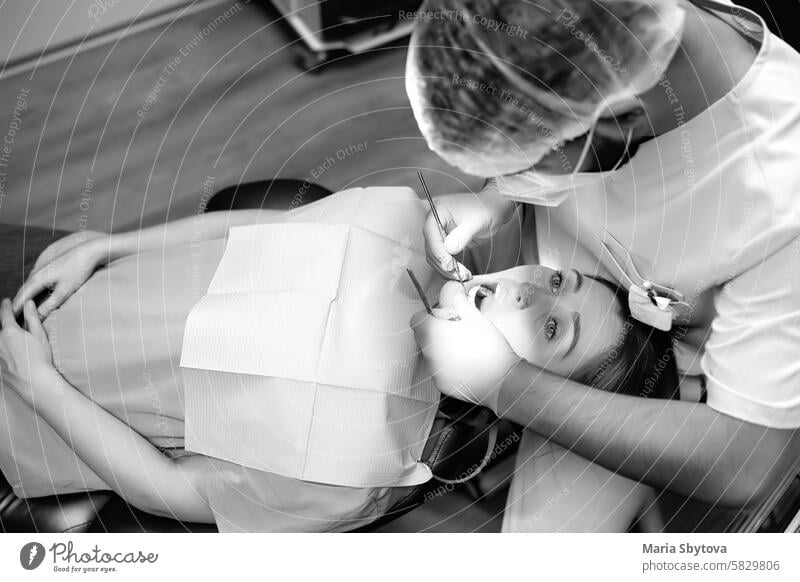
[
  {"xmin": 424, "ymin": 189, "xmax": 517, "ymax": 281},
  {"xmin": 410, "ymin": 286, "xmax": 520, "ymax": 414},
  {"xmin": 12, "ymin": 232, "xmax": 109, "ymax": 319}
]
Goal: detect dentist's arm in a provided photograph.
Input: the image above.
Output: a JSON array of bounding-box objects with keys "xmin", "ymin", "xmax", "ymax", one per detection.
[
  {"xmin": 411, "ymin": 293, "xmax": 800, "ymax": 508},
  {"xmin": 496, "ymin": 362, "xmax": 799, "ymax": 508}
]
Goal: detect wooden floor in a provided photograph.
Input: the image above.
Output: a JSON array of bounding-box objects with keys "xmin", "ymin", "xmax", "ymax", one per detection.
[{"xmin": 0, "ymin": 0, "xmax": 481, "ymax": 233}]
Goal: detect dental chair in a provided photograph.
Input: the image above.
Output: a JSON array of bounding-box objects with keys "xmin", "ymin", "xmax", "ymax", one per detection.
[
  {"xmin": 3, "ymin": 179, "xmax": 799, "ymax": 533},
  {"xmin": 0, "ymin": 178, "xmax": 513, "ymax": 534}
]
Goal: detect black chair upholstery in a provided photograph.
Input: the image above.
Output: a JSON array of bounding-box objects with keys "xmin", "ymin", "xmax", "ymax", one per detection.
[
  {"xmin": 355, "ymin": 401, "xmax": 514, "ymax": 532},
  {"xmin": 203, "ymin": 178, "xmax": 333, "ymax": 213},
  {"xmin": 0, "ymin": 473, "xmax": 114, "ymax": 533}
]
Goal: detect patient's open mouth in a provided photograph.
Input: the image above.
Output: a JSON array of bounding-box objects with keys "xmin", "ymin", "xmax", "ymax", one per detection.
[{"xmin": 473, "ymin": 283, "xmax": 496, "ymax": 310}]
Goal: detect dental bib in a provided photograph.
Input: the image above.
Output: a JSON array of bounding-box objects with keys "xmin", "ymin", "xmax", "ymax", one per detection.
[{"xmin": 180, "ymin": 188, "xmax": 441, "ymax": 487}]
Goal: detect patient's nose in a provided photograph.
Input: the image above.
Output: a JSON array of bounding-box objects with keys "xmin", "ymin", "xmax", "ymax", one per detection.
[{"xmin": 511, "ymin": 282, "xmax": 535, "ymax": 309}]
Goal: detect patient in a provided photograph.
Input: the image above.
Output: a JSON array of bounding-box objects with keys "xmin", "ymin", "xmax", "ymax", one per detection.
[{"xmin": 0, "ymin": 188, "xmax": 670, "ymax": 532}]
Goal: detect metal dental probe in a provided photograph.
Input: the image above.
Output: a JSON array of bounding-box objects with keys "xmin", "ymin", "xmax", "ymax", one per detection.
[
  {"xmin": 406, "ymin": 268, "xmax": 433, "ymax": 315},
  {"xmin": 417, "ymin": 171, "xmax": 468, "ymax": 294}
]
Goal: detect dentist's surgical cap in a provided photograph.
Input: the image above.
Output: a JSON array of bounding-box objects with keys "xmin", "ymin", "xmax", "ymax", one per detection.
[{"xmin": 406, "ymin": 0, "xmax": 685, "ymax": 175}]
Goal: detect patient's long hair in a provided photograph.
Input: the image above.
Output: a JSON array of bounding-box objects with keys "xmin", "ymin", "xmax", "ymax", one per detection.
[{"xmin": 573, "ymin": 276, "xmax": 679, "ymax": 400}]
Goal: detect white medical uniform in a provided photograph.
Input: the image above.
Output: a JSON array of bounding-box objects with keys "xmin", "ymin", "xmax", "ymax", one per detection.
[{"xmin": 503, "ymin": 0, "xmax": 800, "ymax": 531}]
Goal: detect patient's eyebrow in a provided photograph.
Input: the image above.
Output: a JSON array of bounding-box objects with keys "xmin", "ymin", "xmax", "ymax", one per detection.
[
  {"xmin": 572, "ymin": 269, "xmax": 583, "ymax": 292},
  {"xmin": 564, "ymin": 311, "xmax": 581, "ymax": 358}
]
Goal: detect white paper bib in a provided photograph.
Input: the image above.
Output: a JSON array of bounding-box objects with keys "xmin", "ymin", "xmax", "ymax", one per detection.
[{"xmin": 180, "ymin": 188, "xmax": 442, "ymax": 487}]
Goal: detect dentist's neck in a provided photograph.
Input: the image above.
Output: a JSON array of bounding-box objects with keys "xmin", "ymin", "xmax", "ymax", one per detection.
[{"xmin": 633, "ymin": 0, "xmax": 757, "ymax": 141}]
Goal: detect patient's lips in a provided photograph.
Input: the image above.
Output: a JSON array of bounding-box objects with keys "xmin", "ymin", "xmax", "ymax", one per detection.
[
  {"xmin": 474, "ymin": 279, "xmax": 537, "ymax": 312},
  {"xmin": 474, "ymin": 283, "xmax": 497, "ymax": 311}
]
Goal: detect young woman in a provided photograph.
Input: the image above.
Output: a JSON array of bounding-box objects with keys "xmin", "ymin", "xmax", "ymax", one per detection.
[{"xmin": 0, "ymin": 188, "xmax": 671, "ymax": 532}]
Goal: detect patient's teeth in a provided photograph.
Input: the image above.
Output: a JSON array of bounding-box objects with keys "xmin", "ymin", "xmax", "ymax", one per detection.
[{"xmin": 472, "ymin": 285, "xmax": 494, "ymax": 309}]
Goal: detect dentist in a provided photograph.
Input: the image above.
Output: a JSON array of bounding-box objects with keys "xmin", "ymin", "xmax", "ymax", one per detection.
[{"xmin": 407, "ymin": 0, "xmax": 800, "ymax": 530}]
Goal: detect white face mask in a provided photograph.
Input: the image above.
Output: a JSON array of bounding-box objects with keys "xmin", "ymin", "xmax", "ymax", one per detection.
[{"xmin": 490, "ymin": 125, "xmax": 634, "ymax": 207}]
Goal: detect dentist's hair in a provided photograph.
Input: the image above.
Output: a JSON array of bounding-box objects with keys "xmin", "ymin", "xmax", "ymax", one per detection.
[
  {"xmin": 575, "ymin": 276, "xmax": 679, "ymax": 400},
  {"xmin": 407, "ymin": 0, "xmax": 684, "ymax": 167}
]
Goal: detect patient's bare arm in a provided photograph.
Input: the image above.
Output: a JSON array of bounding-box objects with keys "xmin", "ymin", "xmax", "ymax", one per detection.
[
  {"xmin": 107, "ymin": 207, "xmax": 285, "ymax": 258},
  {"xmin": 13, "ymin": 207, "xmax": 285, "ymax": 317}
]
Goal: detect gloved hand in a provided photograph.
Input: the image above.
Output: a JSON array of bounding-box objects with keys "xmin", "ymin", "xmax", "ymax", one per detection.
[
  {"xmin": 424, "ymin": 187, "xmax": 517, "ymax": 281},
  {"xmin": 410, "ymin": 286, "xmax": 520, "ymax": 414}
]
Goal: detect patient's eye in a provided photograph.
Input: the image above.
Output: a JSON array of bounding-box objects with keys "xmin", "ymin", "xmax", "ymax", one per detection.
[
  {"xmin": 549, "ymin": 271, "xmax": 564, "ymax": 294},
  {"xmin": 544, "ymin": 318, "xmax": 558, "ymax": 340}
]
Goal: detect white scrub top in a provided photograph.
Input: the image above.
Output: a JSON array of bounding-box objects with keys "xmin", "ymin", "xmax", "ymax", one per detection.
[{"xmin": 499, "ymin": 0, "xmax": 800, "ymax": 429}]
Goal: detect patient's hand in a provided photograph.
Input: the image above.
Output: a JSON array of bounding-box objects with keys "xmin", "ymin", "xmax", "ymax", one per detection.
[
  {"xmin": 0, "ymin": 299, "xmax": 55, "ymax": 397},
  {"xmin": 411, "ymin": 287, "xmax": 520, "ymax": 413},
  {"xmin": 31, "ymin": 230, "xmax": 106, "ymax": 272},
  {"xmin": 13, "ymin": 232, "xmax": 110, "ymax": 319}
]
